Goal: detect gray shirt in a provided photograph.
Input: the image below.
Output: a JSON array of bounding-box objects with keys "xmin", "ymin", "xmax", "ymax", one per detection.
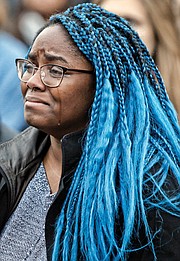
[{"xmin": 0, "ymin": 163, "xmax": 56, "ymax": 260}]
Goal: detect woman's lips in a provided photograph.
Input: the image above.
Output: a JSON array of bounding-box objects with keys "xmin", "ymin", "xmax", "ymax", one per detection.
[{"xmin": 25, "ymin": 96, "xmax": 49, "ymax": 106}]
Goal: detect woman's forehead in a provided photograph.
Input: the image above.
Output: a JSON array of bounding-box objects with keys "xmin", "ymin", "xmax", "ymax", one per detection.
[
  {"xmin": 33, "ymin": 25, "xmax": 74, "ymax": 51},
  {"xmin": 30, "ymin": 24, "xmax": 92, "ymax": 68}
]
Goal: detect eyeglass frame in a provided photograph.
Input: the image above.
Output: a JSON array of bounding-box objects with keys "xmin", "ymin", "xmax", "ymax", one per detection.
[{"xmin": 15, "ymin": 58, "xmax": 94, "ymax": 88}]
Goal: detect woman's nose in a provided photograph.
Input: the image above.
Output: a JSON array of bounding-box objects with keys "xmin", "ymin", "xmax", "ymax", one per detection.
[{"xmin": 26, "ymin": 69, "xmax": 46, "ymax": 91}]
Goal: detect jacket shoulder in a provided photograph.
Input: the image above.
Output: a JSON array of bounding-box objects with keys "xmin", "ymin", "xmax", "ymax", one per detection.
[{"xmin": 0, "ymin": 127, "xmax": 49, "ymax": 168}]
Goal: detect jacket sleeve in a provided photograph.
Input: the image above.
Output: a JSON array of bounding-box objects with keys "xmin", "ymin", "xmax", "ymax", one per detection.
[
  {"xmin": 0, "ymin": 167, "xmax": 9, "ymax": 232},
  {"xmin": 128, "ymin": 209, "xmax": 180, "ymax": 261},
  {"xmin": 142, "ymin": 210, "xmax": 180, "ymax": 261},
  {"xmin": 128, "ymin": 165, "xmax": 180, "ymax": 261}
]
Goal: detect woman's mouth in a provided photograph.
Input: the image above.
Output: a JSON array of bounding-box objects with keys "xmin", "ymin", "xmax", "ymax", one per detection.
[{"xmin": 25, "ymin": 96, "xmax": 49, "ymax": 106}]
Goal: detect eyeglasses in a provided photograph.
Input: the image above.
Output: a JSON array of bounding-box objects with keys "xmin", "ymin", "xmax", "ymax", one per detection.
[{"xmin": 15, "ymin": 58, "xmax": 94, "ymax": 88}]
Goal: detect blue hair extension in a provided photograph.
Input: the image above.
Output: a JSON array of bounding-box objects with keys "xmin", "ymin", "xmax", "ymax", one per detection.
[{"xmin": 32, "ymin": 3, "xmax": 180, "ymax": 260}]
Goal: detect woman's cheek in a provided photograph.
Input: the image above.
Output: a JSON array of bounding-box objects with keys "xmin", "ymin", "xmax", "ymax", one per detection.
[{"xmin": 20, "ymin": 82, "xmax": 27, "ymax": 97}]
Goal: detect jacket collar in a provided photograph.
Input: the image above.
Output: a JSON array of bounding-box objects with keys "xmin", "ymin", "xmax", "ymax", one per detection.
[
  {"xmin": 0, "ymin": 126, "xmax": 85, "ymax": 219},
  {"xmin": 0, "ymin": 126, "xmax": 85, "ymax": 180}
]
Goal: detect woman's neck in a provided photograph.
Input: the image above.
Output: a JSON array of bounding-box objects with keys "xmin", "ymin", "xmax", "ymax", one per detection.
[{"xmin": 43, "ymin": 136, "xmax": 62, "ymax": 193}]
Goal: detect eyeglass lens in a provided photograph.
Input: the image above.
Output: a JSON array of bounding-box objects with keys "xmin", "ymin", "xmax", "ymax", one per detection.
[{"xmin": 17, "ymin": 60, "xmax": 63, "ymax": 87}]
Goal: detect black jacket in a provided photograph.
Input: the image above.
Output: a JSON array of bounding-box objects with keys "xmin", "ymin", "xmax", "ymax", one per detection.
[
  {"xmin": 0, "ymin": 126, "xmax": 83, "ymax": 260},
  {"xmin": 0, "ymin": 127, "xmax": 180, "ymax": 260}
]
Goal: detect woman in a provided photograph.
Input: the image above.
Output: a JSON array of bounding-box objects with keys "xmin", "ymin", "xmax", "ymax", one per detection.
[
  {"xmin": 99, "ymin": 0, "xmax": 180, "ymax": 122},
  {"xmin": 0, "ymin": 3, "xmax": 179, "ymax": 260}
]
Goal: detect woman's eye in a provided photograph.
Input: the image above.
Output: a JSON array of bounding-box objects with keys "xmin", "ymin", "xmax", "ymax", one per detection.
[
  {"xmin": 49, "ymin": 66, "xmax": 63, "ymax": 77},
  {"xmin": 124, "ymin": 17, "xmax": 139, "ymax": 28},
  {"xmin": 24, "ymin": 64, "xmax": 33, "ymax": 73}
]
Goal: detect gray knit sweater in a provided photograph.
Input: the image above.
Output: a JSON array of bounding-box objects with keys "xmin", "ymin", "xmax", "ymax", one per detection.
[{"xmin": 0, "ymin": 163, "xmax": 56, "ymax": 260}]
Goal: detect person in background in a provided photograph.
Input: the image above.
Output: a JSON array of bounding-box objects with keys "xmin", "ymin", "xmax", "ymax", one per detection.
[
  {"xmin": 0, "ymin": 3, "xmax": 179, "ymax": 260},
  {"xmin": 21, "ymin": 0, "xmax": 92, "ymax": 18},
  {"xmin": 11, "ymin": 0, "xmax": 93, "ymax": 46},
  {"xmin": 99, "ymin": 0, "xmax": 180, "ymax": 122},
  {"xmin": 0, "ymin": 0, "xmax": 28, "ymax": 133}
]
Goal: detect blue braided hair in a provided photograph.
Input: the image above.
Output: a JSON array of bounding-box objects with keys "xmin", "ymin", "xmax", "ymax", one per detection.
[{"xmin": 34, "ymin": 3, "xmax": 180, "ymax": 260}]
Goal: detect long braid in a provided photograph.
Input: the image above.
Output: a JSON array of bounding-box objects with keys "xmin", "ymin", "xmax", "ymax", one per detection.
[
  {"xmin": 33, "ymin": 3, "xmax": 180, "ymax": 260},
  {"xmin": 90, "ymin": 19, "xmax": 152, "ymax": 250}
]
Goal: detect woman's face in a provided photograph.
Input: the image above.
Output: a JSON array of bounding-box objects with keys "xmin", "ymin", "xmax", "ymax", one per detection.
[
  {"xmin": 21, "ymin": 24, "xmax": 95, "ymax": 139},
  {"xmin": 101, "ymin": 0, "xmax": 156, "ymax": 55}
]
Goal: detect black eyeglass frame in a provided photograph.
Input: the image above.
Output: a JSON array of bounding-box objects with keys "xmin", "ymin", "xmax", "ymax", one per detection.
[{"xmin": 15, "ymin": 58, "xmax": 94, "ymax": 88}]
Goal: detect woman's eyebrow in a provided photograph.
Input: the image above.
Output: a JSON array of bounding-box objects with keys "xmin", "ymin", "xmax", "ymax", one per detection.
[
  {"xmin": 28, "ymin": 53, "xmax": 37, "ymax": 61},
  {"xmin": 28, "ymin": 53, "xmax": 69, "ymax": 65},
  {"xmin": 44, "ymin": 53, "xmax": 69, "ymax": 65}
]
